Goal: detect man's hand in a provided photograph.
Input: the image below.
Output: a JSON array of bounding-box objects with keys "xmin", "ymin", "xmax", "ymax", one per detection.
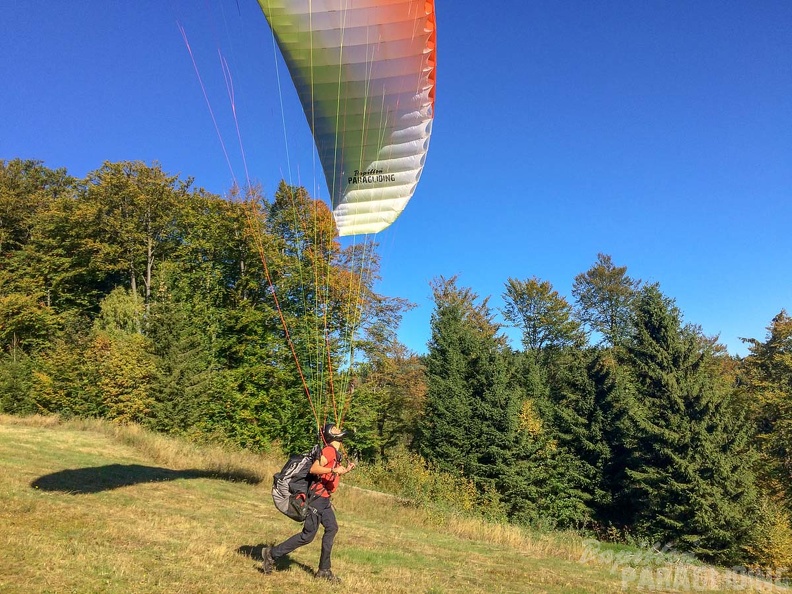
[{"xmin": 336, "ymin": 462, "xmax": 356, "ymax": 475}]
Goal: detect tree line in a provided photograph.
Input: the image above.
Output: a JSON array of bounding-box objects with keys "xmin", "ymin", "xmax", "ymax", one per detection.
[
  {"xmin": 0, "ymin": 158, "xmax": 409, "ymax": 452},
  {"xmin": 2, "ymin": 159, "xmax": 791, "ymax": 570}
]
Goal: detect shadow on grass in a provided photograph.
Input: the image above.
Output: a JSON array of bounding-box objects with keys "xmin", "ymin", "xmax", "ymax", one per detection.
[
  {"xmin": 30, "ymin": 463, "xmax": 261, "ymax": 494},
  {"xmin": 236, "ymin": 543, "xmax": 315, "ymax": 576}
]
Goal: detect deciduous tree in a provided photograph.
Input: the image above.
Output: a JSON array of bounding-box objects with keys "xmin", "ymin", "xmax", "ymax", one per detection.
[
  {"xmin": 739, "ymin": 310, "xmax": 792, "ymax": 504},
  {"xmin": 502, "ymin": 276, "xmax": 585, "ymax": 352},
  {"xmin": 572, "ymin": 254, "xmax": 640, "ymax": 346}
]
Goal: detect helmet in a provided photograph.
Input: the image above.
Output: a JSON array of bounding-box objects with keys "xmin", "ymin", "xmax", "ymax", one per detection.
[{"xmin": 321, "ymin": 423, "xmax": 347, "ymax": 444}]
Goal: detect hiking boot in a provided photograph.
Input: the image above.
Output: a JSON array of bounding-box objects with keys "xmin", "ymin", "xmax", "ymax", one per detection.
[
  {"xmin": 315, "ymin": 568, "xmax": 340, "ymax": 583},
  {"xmin": 259, "ymin": 546, "xmax": 275, "ymax": 574}
]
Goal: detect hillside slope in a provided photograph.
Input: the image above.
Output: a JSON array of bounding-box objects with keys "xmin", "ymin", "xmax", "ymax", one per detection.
[{"xmin": 0, "ymin": 416, "xmax": 783, "ymax": 593}]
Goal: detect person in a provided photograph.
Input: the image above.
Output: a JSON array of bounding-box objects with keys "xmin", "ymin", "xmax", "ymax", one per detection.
[{"xmin": 261, "ymin": 423, "xmax": 356, "ymax": 582}]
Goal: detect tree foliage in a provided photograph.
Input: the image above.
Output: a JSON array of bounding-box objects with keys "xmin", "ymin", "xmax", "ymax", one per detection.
[
  {"xmin": 417, "ymin": 276, "xmax": 591, "ymax": 528},
  {"xmin": 502, "ymin": 276, "xmax": 585, "ymax": 352},
  {"xmin": 620, "ymin": 285, "xmax": 758, "ymax": 563},
  {"xmin": 0, "ymin": 160, "xmax": 406, "ymax": 454},
  {"xmin": 739, "ymin": 310, "xmax": 792, "ymax": 505},
  {"xmin": 572, "ymin": 253, "xmax": 641, "ymax": 346}
]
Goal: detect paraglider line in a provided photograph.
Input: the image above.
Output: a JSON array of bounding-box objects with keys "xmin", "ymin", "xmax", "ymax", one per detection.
[
  {"xmin": 243, "ymin": 201, "xmax": 322, "ymax": 428},
  {"xmin": 219, "ymin": 50, "xmax": 251, "ymax": 188},
  {"xmin": 177, "ymin": 22, "xmax": 236, "ymax": 183}
]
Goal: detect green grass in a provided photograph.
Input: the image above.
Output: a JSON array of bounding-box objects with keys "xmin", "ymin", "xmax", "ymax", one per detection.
[{"xmin": 0, "ymin": 414, "xmax": 786, "ymax": 593}]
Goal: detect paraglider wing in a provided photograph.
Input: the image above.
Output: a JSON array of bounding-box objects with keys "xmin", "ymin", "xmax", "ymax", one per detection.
[{"xmin": 257, "ymin": 0, "xmax": 437, "ymax": 236}]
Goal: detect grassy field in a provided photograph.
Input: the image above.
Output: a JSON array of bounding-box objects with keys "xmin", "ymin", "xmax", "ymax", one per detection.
[{"xmin": 0, "ymin": 415, "xmax": 787, "ymax": 594}]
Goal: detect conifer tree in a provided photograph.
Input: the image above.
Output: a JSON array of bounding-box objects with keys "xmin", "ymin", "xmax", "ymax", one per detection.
[
  {"xmin": 0, "ymin": 350, "xmax": 34, "ymax": 415},
  {"xmin": 540, "ymin": 346, "xmax": 623, "ymax": 526},
  {"xmin": 622, "ymin": 285, "xmax": 758, "ymax": 564},
  {"xmin": 146, "ymin": 297, "xmax": 216, "ymax": 435},
  {"xmin": 512, "ymin": 349, "xmax": 596, "ymax": 527},
  {"xmin": 416, "ymin": 277, "xmax": 589, "ymax": 526},
  {"xmin": 501, "ymin": 275, "xmax": 600, "ymax": 526},
  {"xmin": 585, "ymin": 350, "xmax": 641, "ymax": 527},
  {"xmin": 414, "ymin": 276, "xmax": 484, "ymax": 473}
]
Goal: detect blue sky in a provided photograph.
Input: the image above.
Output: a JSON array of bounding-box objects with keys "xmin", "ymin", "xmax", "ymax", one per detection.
[{"xmin": 2, "ymin": 1, "xmax": 790, "ymax": 356}]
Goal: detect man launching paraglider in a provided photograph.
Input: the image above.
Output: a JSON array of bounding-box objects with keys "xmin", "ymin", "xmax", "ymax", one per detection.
[
  {"xmin": 261, "ymin": 423, "xmax": 355, "ymax": 582},
  {"xmin": 251, "ymin": 0, "xmax": 435, "ymax": 582}
]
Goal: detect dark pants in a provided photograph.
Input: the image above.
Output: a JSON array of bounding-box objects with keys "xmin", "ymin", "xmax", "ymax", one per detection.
[{"xmin": 271, "ymin": 496, "xmax": 338, "ymax": 570}]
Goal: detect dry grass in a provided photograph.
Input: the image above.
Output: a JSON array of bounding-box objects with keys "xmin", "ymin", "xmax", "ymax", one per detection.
[{"xmin": 0, "ymin": 414, "xmax": 787, "ymax": 593}]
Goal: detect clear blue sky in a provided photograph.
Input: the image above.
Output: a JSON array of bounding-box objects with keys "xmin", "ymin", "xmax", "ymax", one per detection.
[{"xmin": 2, "ymin": 1, "xmax": 790, "ymax": 356}]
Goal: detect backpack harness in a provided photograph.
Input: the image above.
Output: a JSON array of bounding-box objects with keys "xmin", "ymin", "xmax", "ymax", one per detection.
[{"xmin": 271, "ymin": 443, "xmax": 323, "ymax": 521}]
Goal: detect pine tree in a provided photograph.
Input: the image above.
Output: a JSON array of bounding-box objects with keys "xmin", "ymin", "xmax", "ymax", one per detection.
[
  {"xmin": 416, "ymin": 277, "xmax": 590, "ymax": 527},
  {"xmin": 501, "ymin": 275, "xmax": 600, "ymax": 527},
  {"xmin": 414, "ymin": 277, "xmax": 482, "ymax": 474},
  {"xmin": 0, "ymin": 349, "xmax": 35, "ymax": 414},
  {"xmin": 622, "ymin": 285, "xmax": 758, "ymax": 564},
  {"xmin": 586, "ymin": 350, "xmax": 641, "ymax": 528},
  {"xmin": 540, "ymin": 346, "xmax": 625, "ymax": 527},
  {"xmin": 146, "ymin": 297, "xmax": 216, "ymax": 435},
  {"xmin": 510, "ymin": 349, "xmax": 595, "ymax": 528}
]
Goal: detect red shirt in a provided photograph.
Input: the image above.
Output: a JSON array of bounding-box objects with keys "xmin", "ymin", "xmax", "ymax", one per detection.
[{"xmin": 311, "ymin": 445, "xmax": 340, "ymax": 498}]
